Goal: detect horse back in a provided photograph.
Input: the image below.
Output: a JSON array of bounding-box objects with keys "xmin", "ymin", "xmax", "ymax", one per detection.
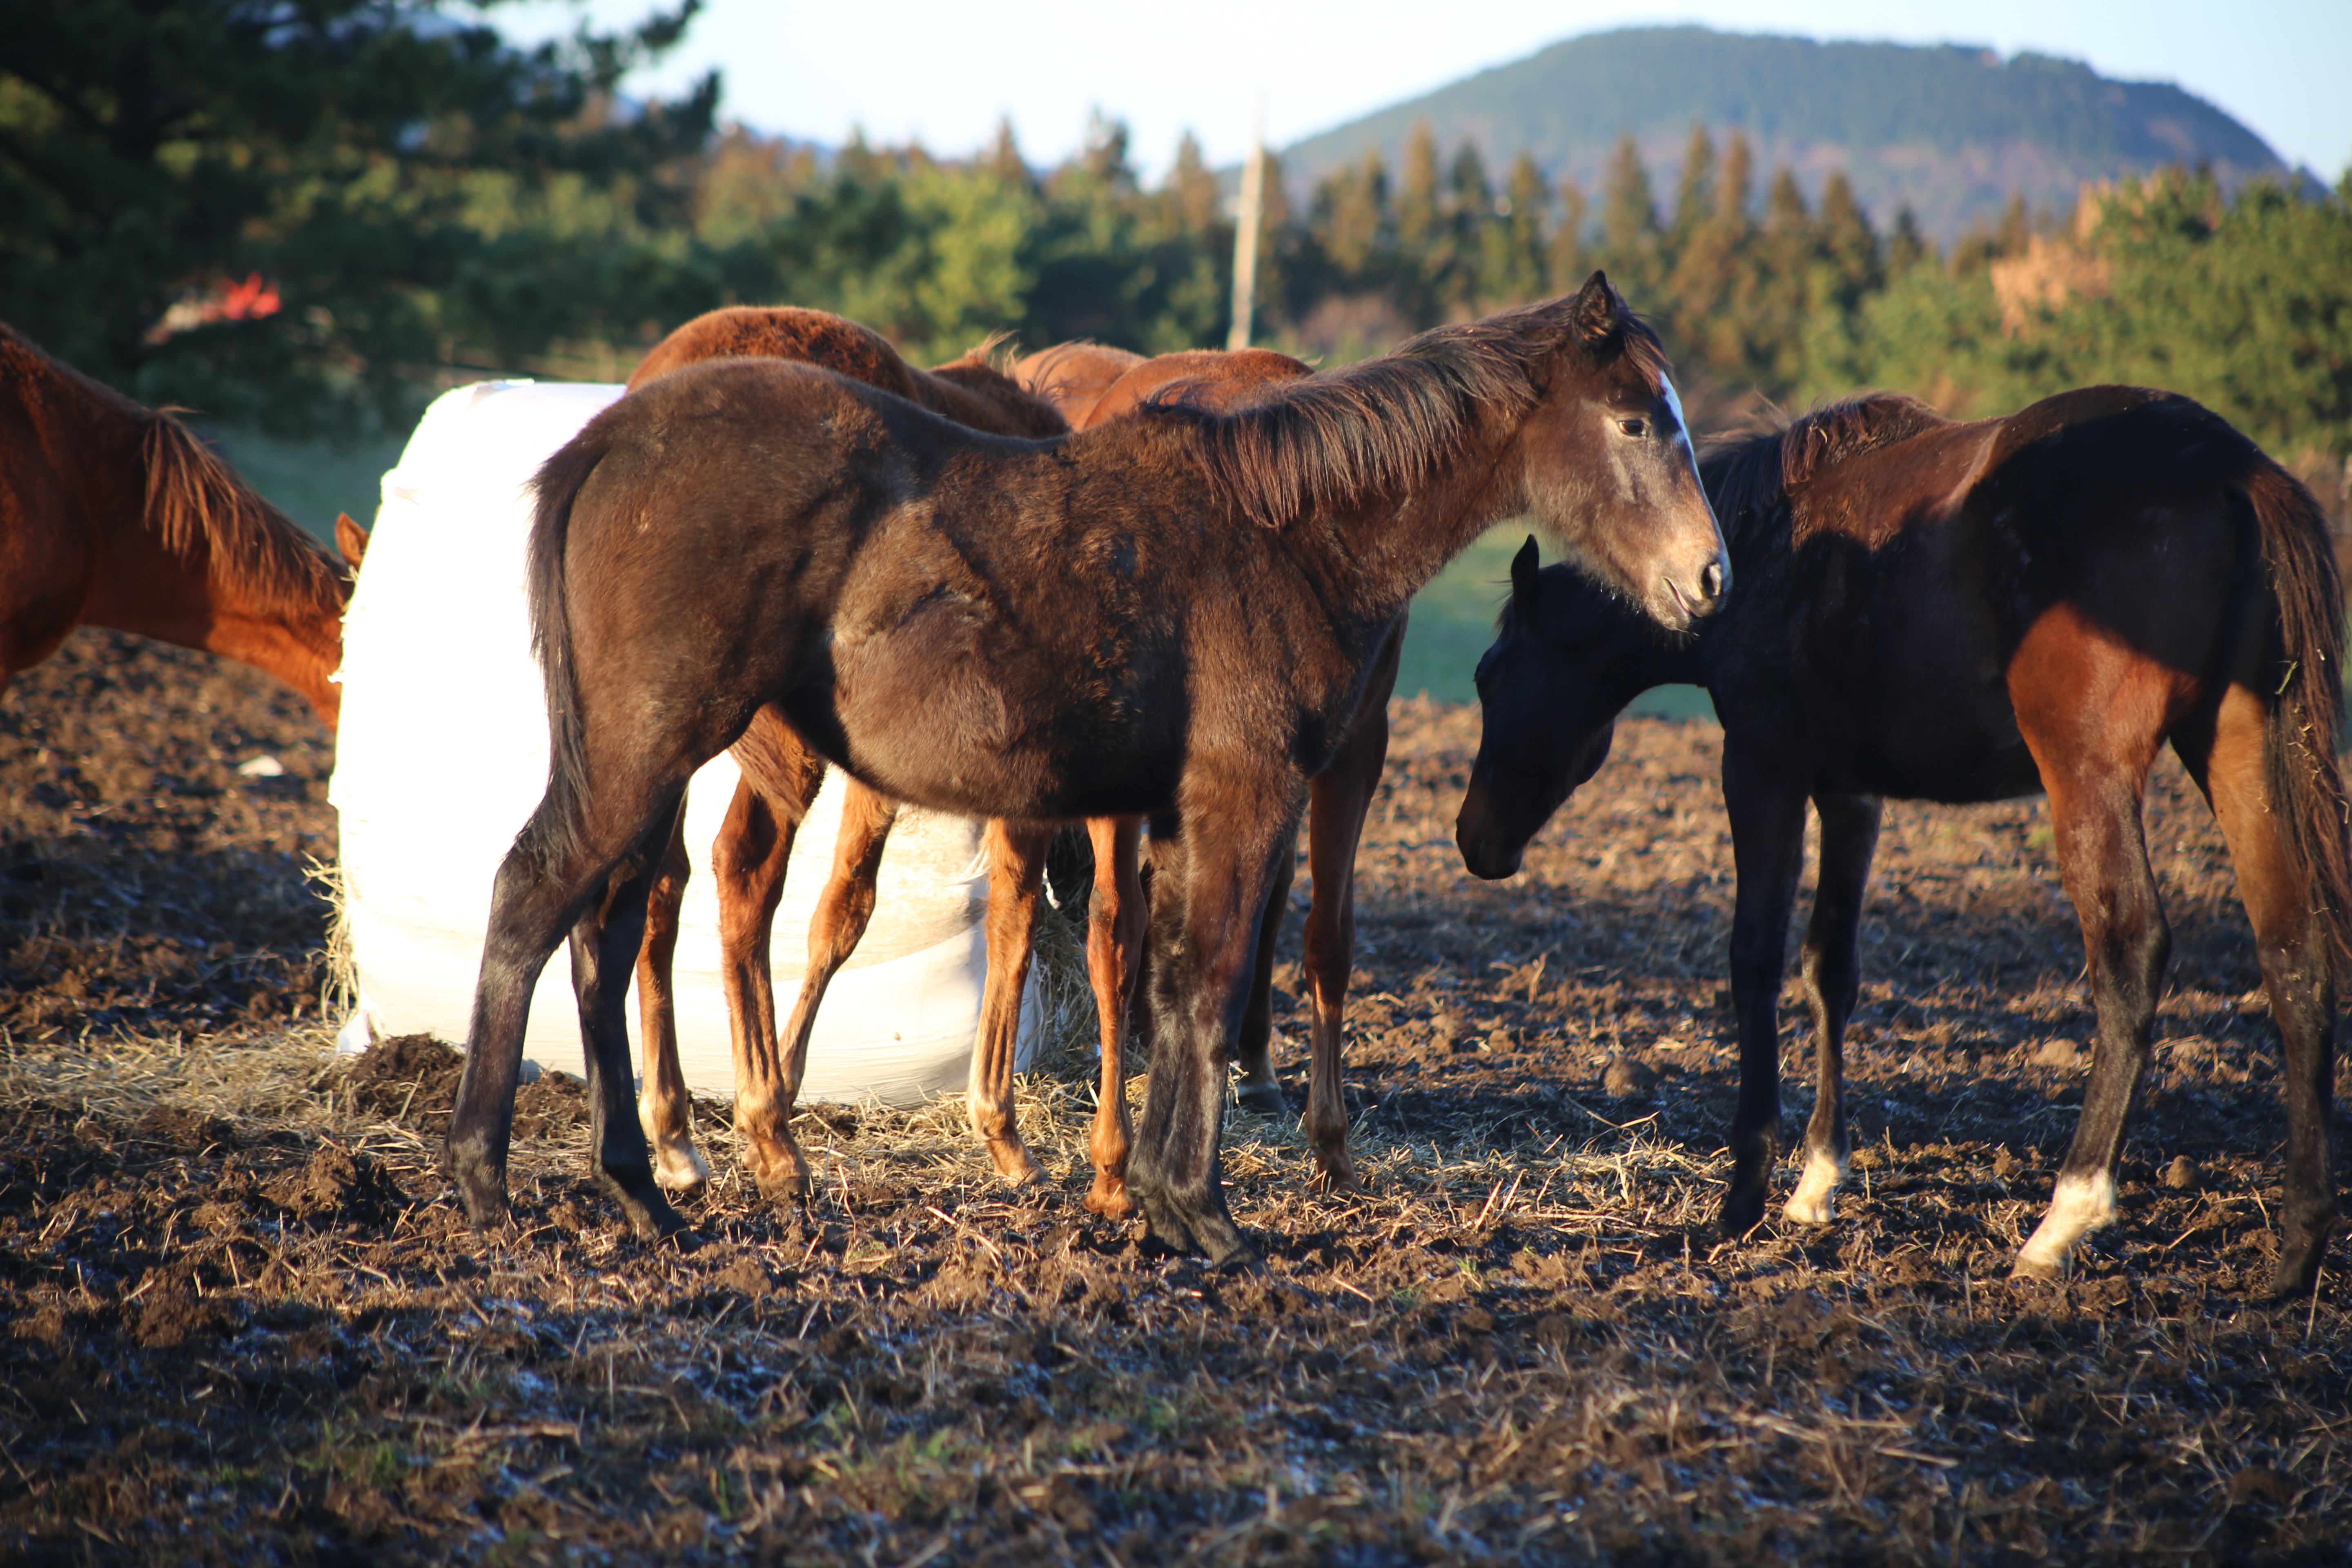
[
  {"xmin": 1731, "ymin": 389, "xmax": 2265, "ymax": 800},
  {"xmin": 1078, "ymin": 349, "xmax": 1314, "ymax": 431},
  {"xmin": 628, "ymin": 307, "xmax": 924, "ymax": 400}
]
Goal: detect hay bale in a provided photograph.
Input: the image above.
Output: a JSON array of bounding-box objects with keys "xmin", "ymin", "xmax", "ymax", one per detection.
[{"xmin": 331, "ymin": 380, "xmax": 1080, "ymax": 1105}]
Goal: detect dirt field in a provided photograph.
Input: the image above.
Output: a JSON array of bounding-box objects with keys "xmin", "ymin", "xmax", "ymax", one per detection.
[{"xmin": 4, "ymin": 631, "xmax": 2349, "ymax": 1565}]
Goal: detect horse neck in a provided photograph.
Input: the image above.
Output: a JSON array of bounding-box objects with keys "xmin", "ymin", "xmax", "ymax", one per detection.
[
  {"xmin": 1323, "ymin": 422, "xmax": 1526, "ymax": 626},
  {"xmin": 117, "ymin": 419, "xmax": 350, "ymax": 726}
]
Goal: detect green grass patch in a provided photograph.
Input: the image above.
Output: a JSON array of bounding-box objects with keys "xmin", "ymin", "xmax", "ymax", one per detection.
[{"xmin": 202, "ymin": 424, "xmax": 408, "ymax": 546}]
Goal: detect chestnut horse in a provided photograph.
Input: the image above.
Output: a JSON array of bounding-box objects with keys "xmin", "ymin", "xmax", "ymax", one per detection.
[
  {"xmin": 1456, "ymin": 388, "xmax": 2350, "ymax": 1297},
  {"xmin": 1033, "ymin": 347, "xmax": 1406, "ymax": 1193},
  {"xmin": 607, "ymin": 307, "xmax": 1078, "ymax": 1207},
  {"xmin": 0, "ymin": 323, "xmax": 361, "ymax": 726},
  {"xmin": 453, "ymin": 275, "xmax": 1728, "ymax": 1265}
]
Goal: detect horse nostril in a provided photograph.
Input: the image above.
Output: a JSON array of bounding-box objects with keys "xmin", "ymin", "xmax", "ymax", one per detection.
[{"xmin": 1701, "ymin": 559, "xmax": 1725, "ymax": 603}]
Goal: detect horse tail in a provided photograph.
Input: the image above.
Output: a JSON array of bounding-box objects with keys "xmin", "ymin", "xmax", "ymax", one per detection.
[
  {"xmin": 2244, "ymin": 456, "xmax": 2352, "ymax": 973},
  {"xmin": 522, "ymin": 420, "xmax": 613, "ymax": 871}
]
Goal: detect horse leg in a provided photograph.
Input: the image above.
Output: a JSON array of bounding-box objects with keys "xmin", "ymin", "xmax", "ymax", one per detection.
[
  {"xmin": 971, "ymin": 822, "xmax": 1051, "ymax": 1185},
  {"xmin": 1233, "ymin": 853, "xmax": 1295, "ymax": 1114},
  {"xmin": 2174, "ymin": 684, "xmax": 2339, "ymax": 1297},
  {"xmin": 758, "ymin": 780, "xmax": 899, "ymax": 1197},
  {"xmin": 1128, "ymin": 783, "xmax": 1305, "ymax": 1269},
  {"xmin": 2011, "ymin": 737, "xmax": 2168, "ymax": 1279},
  {"xmin": 710, "ymin": 710, "xmax": 831, "ymax": 1199},
  {"xmin": 634, "ymin": 801, "xmax": 712, "ymax": 1194},
  {"xmin": 1082, "ymin": 816, "xmax": 1143, "ymax": 1218},
  {"xmin": 1783, "ymin": 793, "xmax": 1882, "ymax": 1224},
  {"xmin": 563, "ymin": 804, "xmax": 695, "ymax": 1241},
  {"xmin": 1719, "ymin": 745, "xmax": 1809, "ymax": 1236},
  {"xmin": 446, "ymin": 775, "xmax": 690, "ymax": 1236}
]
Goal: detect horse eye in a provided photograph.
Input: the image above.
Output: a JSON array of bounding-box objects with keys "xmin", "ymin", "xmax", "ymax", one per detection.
[{"xmin": 1617, "ymin": 418, "xmax": 1647, "ymax": 437}]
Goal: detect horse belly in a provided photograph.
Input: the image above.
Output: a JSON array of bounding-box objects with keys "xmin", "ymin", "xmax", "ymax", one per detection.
[
  {"xmin": 1794, "ymin": 555, "xmax": 2039, "ymax": 803},
  {"xmin": 824, "ymin": 599, "xmax": 1178, "ymax": 820}
]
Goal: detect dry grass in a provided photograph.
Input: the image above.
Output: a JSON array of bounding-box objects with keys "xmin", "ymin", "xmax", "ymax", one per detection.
[{"xmin": 2, "ymin": 635, "xmax": 2349, "ymax": 1565}]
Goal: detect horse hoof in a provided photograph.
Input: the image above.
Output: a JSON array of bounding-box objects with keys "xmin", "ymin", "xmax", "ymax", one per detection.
[
  {"xmin": 989, "ymin": 1146, "xmax": 1045, "ymax": 1186},
  {"xmin": 2009, "ymin": 1253, "xmax": 2067, "ymax": 1282},
  {"xmin": 1084, "ymin": 1178, "xmax": 1137, "ymax": 1221},
  {"xmin": 1211, "ymin": 1243, "xmax": 1265, "ymax": 1275},
  {"xmin": 754, "ymin": 1172, "xmax": 815, "ymax": 1207},
  {"xmin": 1781, "ymin": 1195, "xmax": 1835, "ymax": 1226},
  {"xmin": 1235, "ymin": 1081, "xmax": 1286, "ymax": 1116},
  {"xmin": 653, "ymin": 1146, "xmax": 713, "ymax": 1196},
  {"xmin": 1309, "ymin": 1165, "xmax": 1365, "ymax": 1197},
  {"xmin": 1717, "ymin": 1192, "xmax": 1768, "ymax": 1240}
]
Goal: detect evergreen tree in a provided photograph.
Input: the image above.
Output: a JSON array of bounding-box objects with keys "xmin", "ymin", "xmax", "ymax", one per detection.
[
  {"xmin": 1599, "ymin": 133, "xmax": 1664, "ymax": 302},
  {"xmin": 1546, "ymin": 178, "xmax": 1591, "ymax": 293}
]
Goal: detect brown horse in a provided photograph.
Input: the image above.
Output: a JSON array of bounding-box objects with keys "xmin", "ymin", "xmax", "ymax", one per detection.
[
  {"xmin": 633, "ymin": 334, "xmax": 1322, "ymax": 1217},
  {"xmin": 1456, "ymin": 388, "xmax": 2350, "ymax": 1297},
  {"xmin": 451, "ymin": 275, "xmax": 1728, "ymax": 1266},
  {"xmin": 0, "ymin": 323, "xmax": 361, "ymax": 726},
  {"xmin": 1010, "ymin": 341, "xmax": 1145, "ymax": 421},
  {"xmin": 1034, "ymin": 347, "xmax": 1406, "ymax": 1192},
  {"xmin": 604, "ymin": 307, "xmax": 1076, "ymax": 1206},
  {"xmin": 636, "ymin": 343, "xmax": 1323, "ymax": 1222}
]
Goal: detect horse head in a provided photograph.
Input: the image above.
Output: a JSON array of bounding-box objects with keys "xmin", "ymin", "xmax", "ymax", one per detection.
[
  {"xmin": 1509, "ymin": 273, "xmax": 1728, "ymax": 634},
  {"xmin": 1456, "ymin": 538, "xmax": 1688, "ymax": 880}
]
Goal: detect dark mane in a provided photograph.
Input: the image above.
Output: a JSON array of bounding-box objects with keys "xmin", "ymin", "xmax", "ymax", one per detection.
[
  {"xmin": 1169, "ymin": 292, "xmax": 1670, "ymax": 529},
  {"xmin": 1699, "ymin": 393, "xmax": 1952, "ymax": 540}
]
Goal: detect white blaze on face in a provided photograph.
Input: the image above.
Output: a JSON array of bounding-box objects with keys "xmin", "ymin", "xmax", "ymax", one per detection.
[{"xmin": 1660, "ymin": 373, "xmax": 1693, "ymax": 462}]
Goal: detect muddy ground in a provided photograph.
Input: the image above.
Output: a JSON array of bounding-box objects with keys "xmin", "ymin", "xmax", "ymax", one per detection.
[{"xmin": 2, "ymin": 631, "xmax": 2348, "ymax": 1565}]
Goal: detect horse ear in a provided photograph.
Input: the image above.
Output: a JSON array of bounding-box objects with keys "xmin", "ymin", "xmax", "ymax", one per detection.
[
  {"xmin": 335, "ymin": 511, "xmax": 370, "ymax": 568},
  {"xmin": 1510, "ymin": 534, "xmax": 1541, "ymax": 610},
  {"xmin": 1573, "ymin": 271, "xmax": 1623, "ymax": 344}
]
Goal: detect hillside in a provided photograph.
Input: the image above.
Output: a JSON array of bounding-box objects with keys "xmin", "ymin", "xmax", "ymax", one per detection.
[{"xmin": 1281, "ymin": 27, "xmax": 2290, "ymax": 241}]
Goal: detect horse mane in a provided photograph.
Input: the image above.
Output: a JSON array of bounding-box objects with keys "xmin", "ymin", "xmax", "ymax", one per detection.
[
  {"xmin": 140, "ymin": 417, "xmax": 350, "ymax": 612},
  {"xmin": 1167, "ymin": 289, "xmax": 1669, "ymax": 529},
  {"xmin": 0, "ymin": 323, "xmax": 344, "ymax": 615},
  {"xmin": 1700, "ymin": 392, "xmax": 1953, "ymax": 540},
  {"xmin": 921, "ymin": 342, "xmax": 1070, "ymax": 439}
]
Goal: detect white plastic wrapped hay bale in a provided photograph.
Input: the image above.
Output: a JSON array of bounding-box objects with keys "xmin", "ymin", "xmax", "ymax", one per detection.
[{"xmin": 330, "ymin": 379, "xmax": 1036, "ymax": 1103}]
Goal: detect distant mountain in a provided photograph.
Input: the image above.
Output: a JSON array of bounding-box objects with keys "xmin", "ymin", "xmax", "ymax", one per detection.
[{"xmin": 1281, "ymin": 27, "xmax": 2294, "ymax": 242}]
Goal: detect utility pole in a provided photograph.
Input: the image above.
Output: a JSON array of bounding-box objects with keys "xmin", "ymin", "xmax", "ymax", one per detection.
[{"xmin": 1227, "ymin": 100, "xmax": 1265, "ymax": 352}]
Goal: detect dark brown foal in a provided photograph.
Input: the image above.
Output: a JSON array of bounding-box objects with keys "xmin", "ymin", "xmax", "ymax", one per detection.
[{"xmin": 616, "ymin": 307, "xmax": 1071, "ymax": 1200}]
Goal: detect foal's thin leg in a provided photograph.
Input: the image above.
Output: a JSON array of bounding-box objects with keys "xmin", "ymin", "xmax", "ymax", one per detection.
[
  {"xmin": 565, "ymin": 804, "xmax": 693, "ymax": 1242},
  {"xmin": 1294, "ymin": 632, "xmax": 1398, "ymax": 1194},
  {"xmin": 971, "ymin": 822, "xmax": 1052, "ymax": 1185},
  {"xmin": 1233, "ymin": 853, "xmax": 1295, "ymax": 1114},
  {"xmin": 2180, "ymin": 684, "xmax": 2340, "ymax": 1296},
  {"xmin": 635, "ymin": 803, "xmax": 712, "ymax": 1193},
  {"xmin": 760, "ymin": 781, "xmax": 899, "ymax": 1196},
  {"xmin": 2013, "ymin": 737, "xmax": 2168, "ymax": 1278},
  {"xmin": 1082, "ymin": 816, "xmax": 1144, "ymax": 1218},
  {"xmin": 1783, "ymin": 793, "xmax": 1881, "ymax": 1224},
  {"xmin": 714, "ymin": 712, "xmax": 832, "ymax": 1198},
  {"xmin": 448, "ymin": 783, "xmax": 691, "ymax": 1232},
  {"xmin": 1719, "ymin": 745, "xmax": 1810, "ymax": 1237},
  {"xmin": 1129, "ymin": 786, "xmax": 1305, "ymax": 1268}
]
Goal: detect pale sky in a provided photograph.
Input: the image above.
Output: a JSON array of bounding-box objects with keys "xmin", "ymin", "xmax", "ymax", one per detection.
[{"xmin": 488, "ymin": 0, "xmax": 2352, "ymax": 180}]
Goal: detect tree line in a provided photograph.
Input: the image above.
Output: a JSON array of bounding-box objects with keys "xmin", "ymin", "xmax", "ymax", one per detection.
[{"xmin": 4, "ymin": 2, "xmax": 2346, "ymax": 470}]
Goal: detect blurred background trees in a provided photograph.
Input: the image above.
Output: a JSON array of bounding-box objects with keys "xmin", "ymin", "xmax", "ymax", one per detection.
[{"xmin": 3, "ymin": 2, "xmax": 2346, "ymax": 474}]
